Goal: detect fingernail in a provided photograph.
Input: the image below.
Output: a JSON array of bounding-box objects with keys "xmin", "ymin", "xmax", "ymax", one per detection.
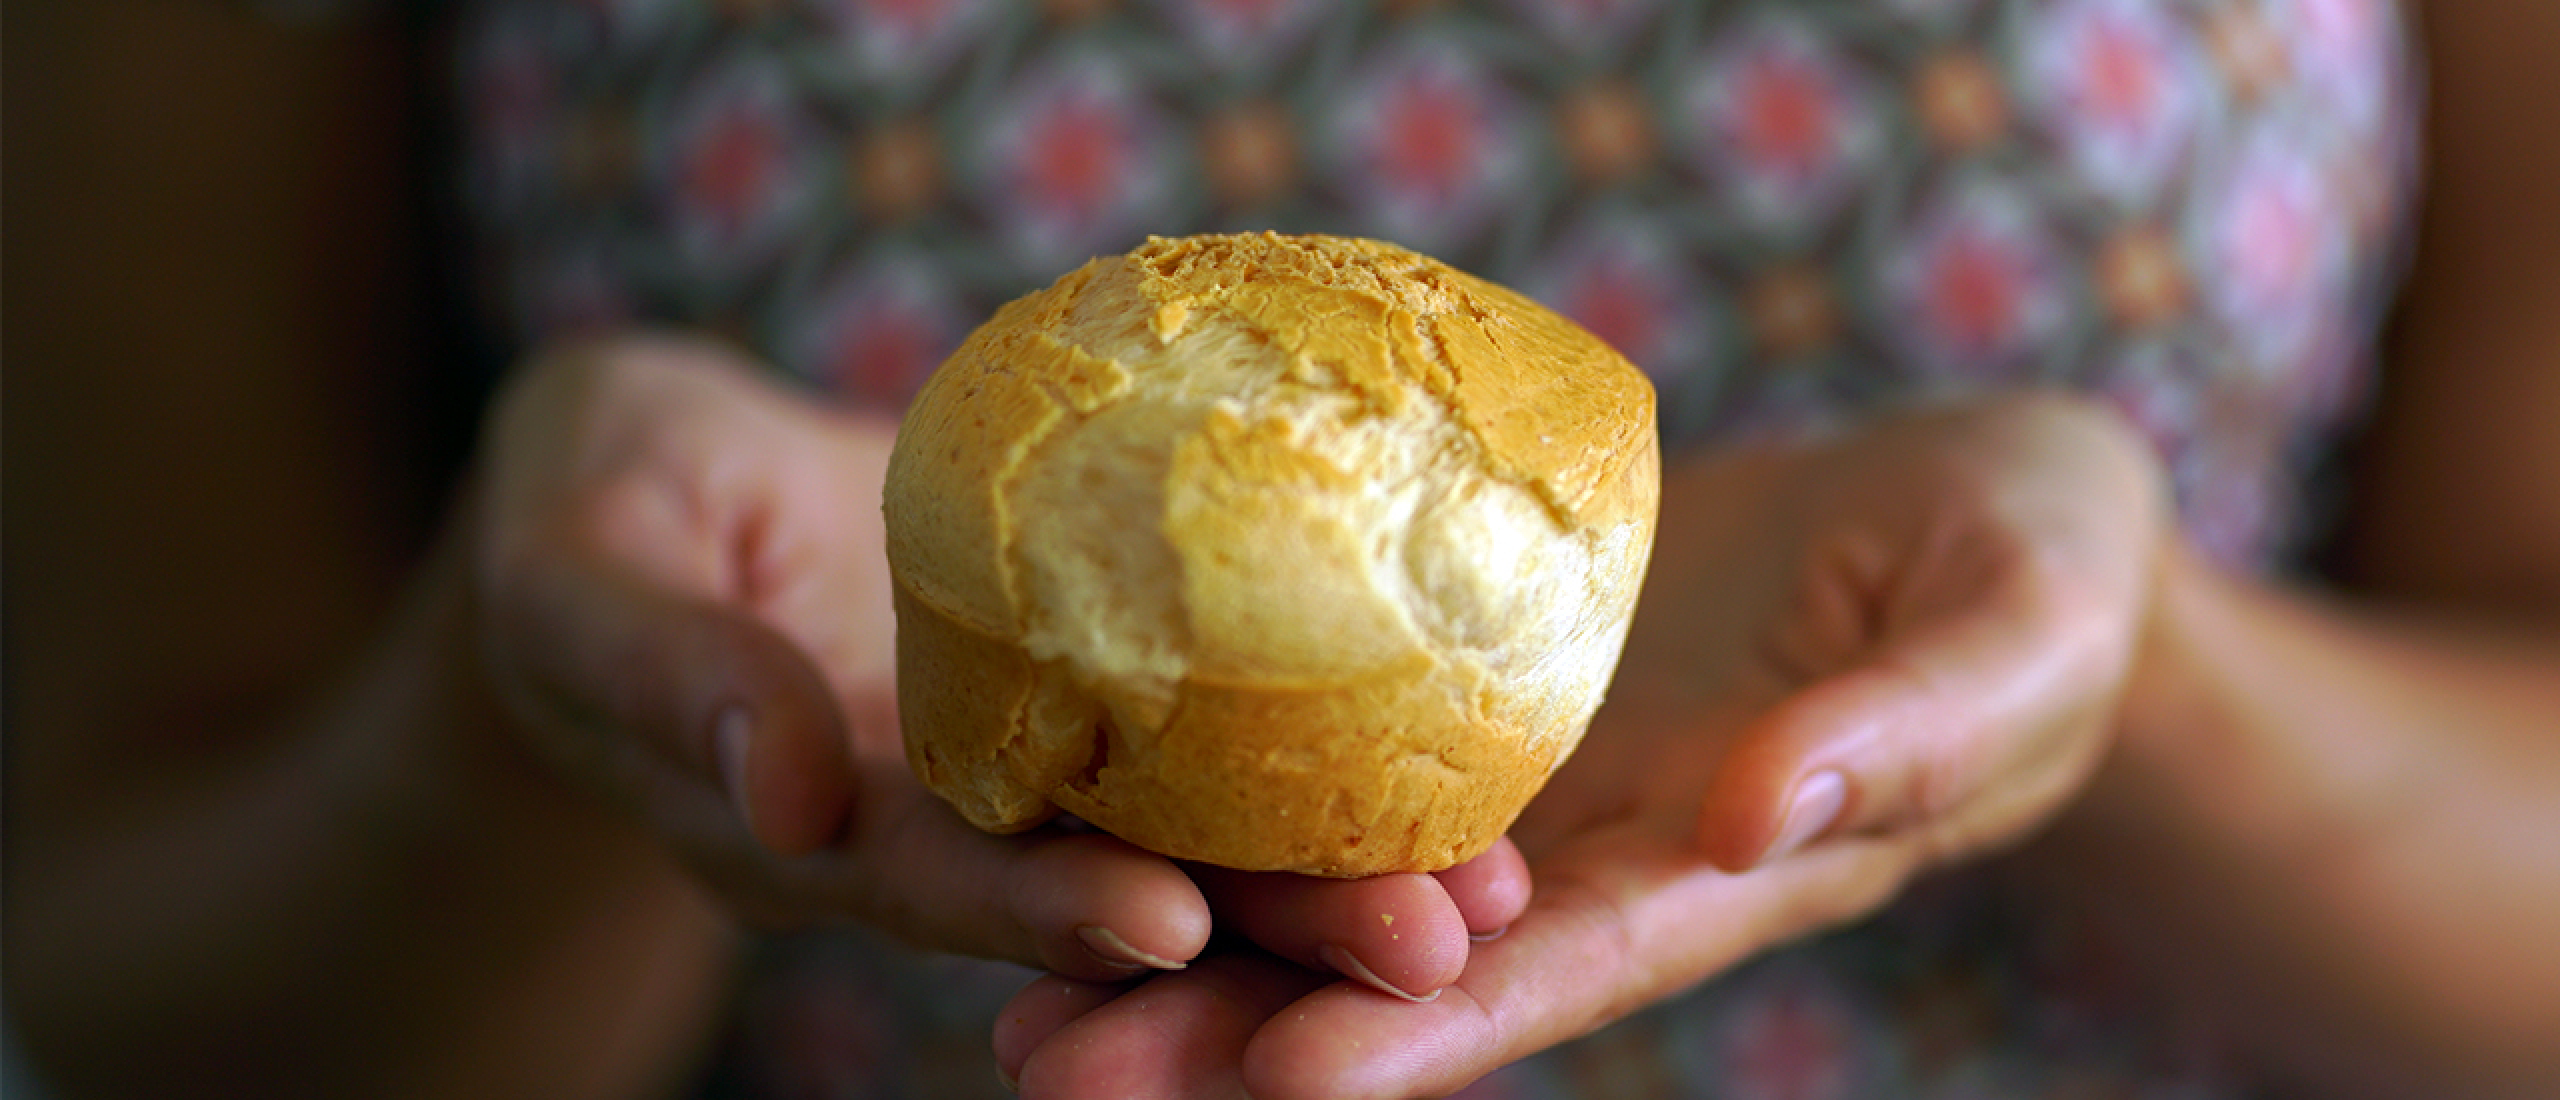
[
  {"xmin": 715, "ymin": 705, "xmax": 754, "ymax": 827},
  {"xmin": 997, "ymin": 1066, "xmax": 1019, "ymax": 1093},
  {"xmin": 1765, "ymin": 769, "xmax": 1847, "ymax": 864},
  {"xmin": 1076, "ymin": 925, "xmax": 1186, "ymax": 972},
  {"xmin": 1318, "ymin": 944, "xmax": 1440, "ymax": 1003},
  {"xmin": 1468, "ymin": 926, "xmax": 1508, "ymax": 943}
]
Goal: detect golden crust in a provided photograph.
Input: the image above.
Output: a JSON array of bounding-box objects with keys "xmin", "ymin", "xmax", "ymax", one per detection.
[
  {"xmin": 892, "ymin": 585, "xmax": 1048, "ymax": 829},
  {"xmin": 1428, "ymin": 273, "xmax": 1660, "ymax": 532},
  {"xmin": 1049, "ymin": 653, "xmax": 1556, "ymax": 876},
  {"xmin": 1124, "ymin": 234, "xmax": 1655, "ymax": 529},
  {"xmin": 884, "ymin": 233, "xmax": 1659, "ymax": 874}
]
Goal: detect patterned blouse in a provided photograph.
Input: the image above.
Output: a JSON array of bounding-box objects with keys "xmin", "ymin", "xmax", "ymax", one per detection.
[{"xmin": 455, "ymin": 0, "xmax": 2415, "ymax": 1095}]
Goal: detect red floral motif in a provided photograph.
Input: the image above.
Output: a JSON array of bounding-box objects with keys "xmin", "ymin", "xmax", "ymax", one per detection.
[
  {"xmin": 825, "ymin": 303, "xmax": 948, "ymax": 406},
  {"xmin": 982, "ymin": 60, "xmax": 1170, "ymax": 266},
  {"xmin": 2222, "ymin": 175, "xmax": 2324, "ymax": 296},
  {"xmin": 1024, "ymin": 101, "xmax": 1126, "ymax": 221},
  {"xmin": 783, "ymin": 260, "xmax": 964, "ymax": 408},
  {"xmin": 2085, "ymin": 21, "xmax": 2164, "ymax": 120},
  {"xmin": 1375, "ymin": 67, "xmax": 1487, "ymax": 204},
  {"xmin": 1327, "ymin": 42, "xmax": 1524, "ymax": 251},
  {"xmin": 1528, "ymin": 224, "xmax": 1711, "ymax": 380},
  {"xmin": 2024, "ymin": 0, "xmax": 2203, "ymax": 204},
  {"xmin": 1734, "ymin": 64, "xmax": 1833, "ymax": 178},
  {"xmin": 688, "ymin": 109, "xmax": 784, "ymax": 236},
  {"xmin": 1563, "ymin": 261, "xmax": 1669, "ymax": 364},
  {"xmin": 2196, "ymin": 135, "xmax": 2344, "ymax": 367},
  {"xmin": 1930, "ymin": 245, "xmax": 2028, "ymax": 349},
  {"xmin": 1683, "ymin": 21, "xmax": 1882, "ymax": 234},
  {"xmin": 1886, "ymin": 185, "xmax": 2068, "ymax": 373},
  {"xmin": 658, "ymin": 63, "xmax": 823, "ymax": 271}
]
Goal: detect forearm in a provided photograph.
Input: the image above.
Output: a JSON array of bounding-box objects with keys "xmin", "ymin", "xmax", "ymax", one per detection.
[
  {"xmin": 6, "ymin": 540, "xmax": 735, "ymax": 1100},
  {"xmin": 2035, "ymin": 538, "xmax": 2560, "ymax": 1096}
]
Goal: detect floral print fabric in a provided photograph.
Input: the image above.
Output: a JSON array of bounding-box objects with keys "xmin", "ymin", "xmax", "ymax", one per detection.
[{"xmin": 456, "ymin": 0, "xmax": 2414, "ymax": 1094}]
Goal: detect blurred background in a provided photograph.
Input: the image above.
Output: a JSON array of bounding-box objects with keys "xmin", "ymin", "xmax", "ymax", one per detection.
[
  {"xmin": 7, "ymin": 1, "xmax": 475, "ymax": 812},
  {"xmin": 9, "ymin": 15, "xmax": 483, "ymax": 1089}
]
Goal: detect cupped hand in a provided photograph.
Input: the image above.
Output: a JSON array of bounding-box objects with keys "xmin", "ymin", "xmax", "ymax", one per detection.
[
  {"xmin": 997, "ymin": 394, "xmax": 2171, "ymax": 1099},
  {"xmin": 471, "ymin": 333, "xmax": 1213, "ymax": 979},
  {"xmin": 469, "ymin": 332, "xmax": 1517, "ymax": 997}
]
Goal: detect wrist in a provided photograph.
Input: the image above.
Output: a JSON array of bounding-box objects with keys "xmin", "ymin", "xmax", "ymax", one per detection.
[
  {"xmin": 2070, "ymin": 530, "xmax": 2221, "ymax": 838},
  {"xmin": 2072, "ymin": 535, "xmax": 2340, "ymax": 863}
]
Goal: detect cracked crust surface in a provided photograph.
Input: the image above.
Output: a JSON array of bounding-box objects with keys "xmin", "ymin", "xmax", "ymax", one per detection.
[{"xmin": 884, "ymin": 233, "xmax": 1659, "ymax": 875}]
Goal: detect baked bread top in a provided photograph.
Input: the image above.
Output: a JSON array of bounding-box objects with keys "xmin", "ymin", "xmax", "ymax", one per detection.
[{"xmin": 885, "ymin": 233, "xmax": 1658, "ymax": 875}]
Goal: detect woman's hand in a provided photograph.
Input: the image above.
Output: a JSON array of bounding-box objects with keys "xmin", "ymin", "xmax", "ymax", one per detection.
[
  {"xmin": 472, "ymin": 333, "xmax": 1219, "ymax": 978},
  {"xmin": 997, "ymin": 394, "xmax": 2170, "ymax": 1098},
  {"xmin": 470, "ymin": 332, "xmax": 1521, "ymax": 995}
]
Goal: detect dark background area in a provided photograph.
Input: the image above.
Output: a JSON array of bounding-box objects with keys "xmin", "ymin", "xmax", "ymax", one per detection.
[{"xmin": 5, "ymin": 1, "xmax": 490, "ymax": 811}]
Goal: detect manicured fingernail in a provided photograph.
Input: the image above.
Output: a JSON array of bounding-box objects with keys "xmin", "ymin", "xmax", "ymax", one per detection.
[
  {"xmin": 1765, "ymin": 770, "xmax": 1847, "ymax": 864},
  {"xmin": 715, "ymin": 705, "xmax": 753, "ymax": 827},
  {"xmin": 1468, "ymin": 926, "xmax": 1509, "ymax": 943},
  {"xmin": 1318, "ymin": 944, "xmax": 1440, "ymax": 1003},
  {"xmin": 1076, "ymin": 925, "xmax": 1186, "ymax": 972}
]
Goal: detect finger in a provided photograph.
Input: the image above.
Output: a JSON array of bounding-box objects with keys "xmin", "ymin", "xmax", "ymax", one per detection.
[
  {"xmin": 825, "ymin": 795, "xmax": 1212, "ymax": 981},
  {"xmin": 1007, "ymin": 832, "xmax": 1217, "ymax": 982},
  {"xmin": 1190, "ymin": 867, "xmax": 1469, "ymax": 1004},
  {"xmin": 1243, "ymin": 830, "xmax": 1917, "ymax": 1100},
  {"xmin": 1434, "ymin": 836, "xmax": 1532, "ymax": 940},
  {"xmin": 479, "ymin": 548, "xmax": 856, "ymax": 857},
  {"xmin": 1698, "ymin": 580, "xmax": 2126, "ymax": 872},
  {"xmin": 1016, "ymin": 954, "xmax": 1327, "ymax": 1100},
  {"xmin": 993, "ymin": 973, "xmax": 1124, "ymax": 1091}
]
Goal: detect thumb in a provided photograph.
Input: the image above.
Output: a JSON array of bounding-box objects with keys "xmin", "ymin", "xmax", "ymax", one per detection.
[
  {"xmin": 1696, "ymin": 584, "xmax": 2126, "ymax": 873},
  {"xmin": 479, "ymin": 548, "xmax": 858, "ymax": 858}
]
